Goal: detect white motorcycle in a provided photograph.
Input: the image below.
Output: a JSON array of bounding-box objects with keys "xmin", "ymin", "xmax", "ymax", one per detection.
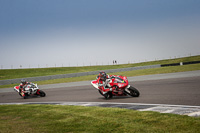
[{"xmin": 14, "ymin": 83, "xmax": 46, "ymax": 99}]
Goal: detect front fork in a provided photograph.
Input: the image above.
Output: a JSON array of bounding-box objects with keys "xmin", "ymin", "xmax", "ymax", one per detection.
[{"xmin": 124, "ymin": 85, "xmax": 131, "ymax": 94}]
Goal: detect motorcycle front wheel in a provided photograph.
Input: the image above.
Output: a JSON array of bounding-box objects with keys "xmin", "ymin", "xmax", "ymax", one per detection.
[
  {"xmin": 39, "ymin": 90, "xmax": 46, "ymax": 97},
  {"xmin": 125, "ymin": 86, "xmax": 140, "ymax": 97}
]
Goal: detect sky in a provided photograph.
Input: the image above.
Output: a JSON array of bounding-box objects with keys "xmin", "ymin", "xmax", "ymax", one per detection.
[{"xmin": 0, "ymin": 0, "xmax": 200, "ymax": 69}]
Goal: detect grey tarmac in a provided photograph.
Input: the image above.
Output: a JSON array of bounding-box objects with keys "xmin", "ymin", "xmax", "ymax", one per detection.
[{"xmin": 1, "ymin": 70, "xmax": 200, "ymax": 117}]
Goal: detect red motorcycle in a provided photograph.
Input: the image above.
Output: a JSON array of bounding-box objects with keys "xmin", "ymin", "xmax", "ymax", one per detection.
[
  {"xmin": 91, "ymin": 75, "xmax": 140, "ymax": 99},
  {"xmin": 14, "ymin": 83, "xmax": 46, "ymax": 99}
]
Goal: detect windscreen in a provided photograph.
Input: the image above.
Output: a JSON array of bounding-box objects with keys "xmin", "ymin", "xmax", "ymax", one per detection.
[{"xmin": 115, "ymin": 77, "xmax": 126, "ymax": 83}]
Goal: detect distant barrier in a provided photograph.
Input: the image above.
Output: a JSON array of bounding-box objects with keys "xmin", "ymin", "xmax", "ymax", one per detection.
[
  {"xmin": 161, "ymin": 61, "xmax": 200, "ymax": 67},
  {"xmin": 0, "ymin": 65, "xmax": 160, "ymax": 85}
]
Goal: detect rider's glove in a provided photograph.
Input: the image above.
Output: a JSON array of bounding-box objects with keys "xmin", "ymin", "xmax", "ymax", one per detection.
[{"xmin": 98, "ymin": 84, "xmax": 103, "ymax": 87}]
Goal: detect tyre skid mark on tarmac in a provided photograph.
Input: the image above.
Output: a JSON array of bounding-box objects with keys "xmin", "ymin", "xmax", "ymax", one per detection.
[{"xmin": 1, "ymin": 102, "xmax": 200, "ymax": 117}]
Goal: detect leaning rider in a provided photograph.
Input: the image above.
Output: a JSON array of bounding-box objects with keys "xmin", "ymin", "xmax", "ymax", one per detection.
[
  {"xmin": 19, "ymin": 79, "xmax": 31, "ymax": 92},
  {"xmin": 96, "ymin": 71, "xmax": 115, "ymax": 94}
]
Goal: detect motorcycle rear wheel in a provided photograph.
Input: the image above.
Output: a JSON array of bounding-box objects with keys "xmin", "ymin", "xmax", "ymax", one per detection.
[
  {"xmin": 98, "ymin": 90, "xmax": 112, "ymax": 99},
  {"xmin": 104, "ymin": 92, "xmax": 113, "ymax": 99},
  {"xmin": 126, "ymin": 86, "xmax": 140, "ymax": 97},
  {"xmin": 23, "ymin": 93, "xmax": 28, "ymax": 99}
]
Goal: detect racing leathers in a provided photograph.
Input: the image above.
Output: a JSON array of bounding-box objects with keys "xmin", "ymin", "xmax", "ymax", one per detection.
[
  {"xmin": 97, "ymin": 75, "xmax": 115, "ymax": 94},
  {"xmin": 19, "ymin": 82, "xmax": 31, "ymax": 92}
]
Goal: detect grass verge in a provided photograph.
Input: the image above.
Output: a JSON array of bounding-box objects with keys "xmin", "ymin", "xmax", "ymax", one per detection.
[
  {"xmin": 0, "ymin": 104, "xmax": 200, "ymax": 133},
  {"xmin": 0, "ymin": 55, "xmax": 200, "ymax": 80},
  {"xmin": 1, "ymin": 63, "xmax": 200, "ymax": 89}
]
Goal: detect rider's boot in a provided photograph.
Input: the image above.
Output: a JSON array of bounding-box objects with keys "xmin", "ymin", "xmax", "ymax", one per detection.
[{"xmin": 102, "ymin": 88, "xmax": 110, "ymax": 95}]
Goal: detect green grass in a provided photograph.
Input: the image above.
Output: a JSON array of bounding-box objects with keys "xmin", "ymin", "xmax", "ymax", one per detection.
[
  {"xmin": 0, "ymin": 104, "xmax": 199, "ymax": 133},
  {"xmin": 1, "ymin": 63, "xmax": 200, "ymax": 89},
  {"xmin": 1, "ymin": 55, "xmax": 200, "ymax": 80},
  {"xmin": 113, "ymin": 63, "xmax": 200, "ymax": 77},
  {"xmin": 1, "ymin": 55, "xmax": 200, "ymax": 89}
]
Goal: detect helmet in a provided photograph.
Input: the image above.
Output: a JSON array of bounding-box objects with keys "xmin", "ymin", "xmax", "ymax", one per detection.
[
  {"xmin": 21, "ymin": 79, "xmax": 26, "ymax": 85},
  {"xmin": 99, "ymin": 71, "xmax": 107, "ymax": 81}
]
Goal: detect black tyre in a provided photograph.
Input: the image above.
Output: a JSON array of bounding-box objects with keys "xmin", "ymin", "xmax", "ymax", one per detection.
[
  {"xmin": 125, "ymin": 86, "xmax": 140, "ymax": 97},
  {"xmin": 23, "ymin": 93, "xmax": 28, "ymax": 99},
  {"xmin": 39, "ymin": 90, "xmax": 46, "ymax": 97},
  {"xmin": 104, "ymin": 92, "xmax": 113, "ymax": 99}
]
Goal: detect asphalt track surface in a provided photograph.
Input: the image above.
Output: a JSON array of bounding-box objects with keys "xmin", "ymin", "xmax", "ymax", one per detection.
[
  {"xmin": 1, "ymin": 70, "xmax": 200, "ymax": 106},
  {"xmin": 1, "ymin": 70, "xmax": 200, "ymax": 116}
]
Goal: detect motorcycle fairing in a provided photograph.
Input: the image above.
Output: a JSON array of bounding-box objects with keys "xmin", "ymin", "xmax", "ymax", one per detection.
[
  {"xmin": 14, "ymin": 86, "xmax": 20, "ymax": 92},
  {"xmin": 91, "ymin": 80, "xmax": 99, "ymax": 90}
]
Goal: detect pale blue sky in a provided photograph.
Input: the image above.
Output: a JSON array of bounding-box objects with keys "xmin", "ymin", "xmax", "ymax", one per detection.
[{"xmin": 0, "ymin": 0, "xmax": 200, "ymax": 69}]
